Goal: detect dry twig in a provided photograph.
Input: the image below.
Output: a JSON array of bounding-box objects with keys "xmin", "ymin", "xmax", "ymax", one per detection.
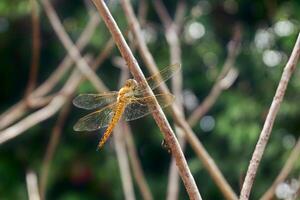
[
  {"xmin": 0, "ymin": 12, "xmax": 100, "ymax": 130},
  {"xmin": 119, "ymin": 0, "xmax": 237, "ymax": 199},
  {"xmin": 41, "ymin": 0, "xmax": 106, "ymax": 92},
  {"xmin": 124, "ymin": 124, "xmax": 153, "ymax": 200},
  {"xmin": 113, "ymin": 67, "xmax": 136, "ymax": 200},
  {"xmin": 240, "ymin": 33, "xmax": 300, "ymax": 200},
  {"xmin": 91, "ymin": 1, "xmax": 202, "ymax": 199},
  {"xmin": 26, "ymin": 170, "xmax": 41, "ymax": 200},
  {"xmin": 26, "ymin": 0, "xmax": 41, "ymax": 97},
  {"xmin": 152, "ymin": 1, "xmax": 186, "ymax": 199},
  {"xmin": 0, "ymin": 37, "xmax": 114, "ymax": 144},
  {"xmin": 260, "ymin": 137, "xmax": 300, "ymax": 200},
  {"xmin": 188, "ymin": 24, "xmax": 241, "ymax": 127},
  {"xmin": 40, "ymin": 101, "xmax": 72, "ymax": 198}
]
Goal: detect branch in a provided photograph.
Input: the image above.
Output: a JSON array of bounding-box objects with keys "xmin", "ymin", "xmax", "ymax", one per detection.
[
  {"xmin": 260, "ymin": 137, "xmax": 300, "ymax": 200},
  {"xmin": 0, "ymin": 11, "xmax": 100, "ymax": 130},
  {"xmin": 118, "ymin": 0, "xmax": 238, "ymax": 199},
  {"xmin": 113, "ymin": 67, "xmax": 136, "ymax": 200},
  {"xmin": 188, "ymin": 24, "xmax": 241, "ymax": 127},
  {"xmin": 124, "ymin": 124, "xmax": 153, "ymax": 200},
  {"xmin": 41, "ymin": 0, "xmax": 106, "ymax": 92},
  {"xmin": 114, "ymin": 123, "xmax": 136, "ymax": 200},
  {"xmin": 0, "ymin": 36, "xmax": 114, "ymax": 144},
  {"xmin": 152, "ymin": 1, "xmax": 186, "ymax": 199},
  {"xmin": 25, "ymin": 0, "xmax": 41, "ymax": 97},
  {"xmin": 39, "ymin": 101, "xmax": 72, "ymax": 198},
  {"xmin": 240, "ymin": 33, "xmax": 300, "ymax": 200},
  {"xmin": 26, "ymin": 170, "xmax": 41, "ymax": 200},
  {"xmin": 91, "ymin": 1, "xmax": 202, "ymax": 199}
]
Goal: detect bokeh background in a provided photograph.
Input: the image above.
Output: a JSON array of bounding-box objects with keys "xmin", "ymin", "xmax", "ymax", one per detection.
[{"xmin": 0, "ymin": 0, "xmax": 300, "ymax": 199}]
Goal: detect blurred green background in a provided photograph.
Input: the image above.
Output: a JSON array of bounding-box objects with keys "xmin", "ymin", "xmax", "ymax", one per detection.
[{"xmin": 0, "ymin": 0, "xmax": 299, "ymax": 199}]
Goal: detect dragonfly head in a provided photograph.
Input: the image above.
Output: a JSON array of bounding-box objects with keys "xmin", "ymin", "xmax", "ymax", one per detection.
[{"xmin": 124, "ymin": 79, "xmax": 138, "ymax": 90}]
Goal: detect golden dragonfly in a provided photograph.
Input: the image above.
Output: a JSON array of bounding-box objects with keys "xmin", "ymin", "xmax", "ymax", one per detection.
[{"xmin": 73, "ymin": 63, "xmax": 180, "ymax": 149}]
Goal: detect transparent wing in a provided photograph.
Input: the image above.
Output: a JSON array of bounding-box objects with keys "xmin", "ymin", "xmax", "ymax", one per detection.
[
  {"xmin": 123, "ymin": 93, "xmax": 175, "ymax": 121},
  {"xmin": 136, "ymin": 63, "xmax": 181, "ymax": 92},
  {"xmin": 73, "ymin": 92, "xmax": 118, "ymax": 110},
  {"xmin": 74, "ymin": 103, "xmax": 118, "ymax": 131}
]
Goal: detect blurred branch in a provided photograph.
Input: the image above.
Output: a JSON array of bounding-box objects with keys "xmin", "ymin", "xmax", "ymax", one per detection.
[
  {"xmin": 91, "ymin": 1, "xmax": 202, "ymax": 199},
  {"xmin": 41, "ymin": 0, "xmax": 106, "ymax": 92},
  {"xmin": 39, "ymin": 101, "xmax": 72, "ymax": 199},
  {"xmin": 113, "ymin": 67, "xmax": 136, "ymax": 200},
  {"xmin": 0, "ymin": 37, "xmax": 114, "ymax": 144},
  {"xmin": 152, "ymin": 1, "xmax": 186, "ymax": 200},
  {"xmin": 137, "ymin": 0, "xmax": 148, "ymax": 27},
  {"xmin": 26, "ymin": 170, "xmax": 41, "ymax": 200},
  {"xmin": 118, "ymin": 0, "xmax": 238, "ymax": 199},
  {"xmin": 124, "ymin": 124, "xmax": 153, "ymax": 200},
  {"xmin": 240, "ymin": 33, "xmax": 300, "ymax": 200},
  {"xmin": 25, "ymin": 0, "xmax": 40, "ymax": 97},
  {"xmin": 188, "ymin": 24, "xmax": 241, "ymax": 127},
  {"xmin": 0, "ymin": 12, "xmax": 100, "ymax": 130},
  {"xmin": 113, "ymin": 37, "xmax": 153, "ymax": 200},
  {"xmin": 260, "ymin": 137, "xmax": 300, "ymax": 200},
  {"xmin": 114, "ymin": 124, "xmax": 136, "ymax": 200}
]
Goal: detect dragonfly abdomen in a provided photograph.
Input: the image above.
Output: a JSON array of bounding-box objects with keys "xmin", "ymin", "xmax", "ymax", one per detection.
[{"xmin": 97, "ymin": 101, "xmax": 126, "ymax": 149}]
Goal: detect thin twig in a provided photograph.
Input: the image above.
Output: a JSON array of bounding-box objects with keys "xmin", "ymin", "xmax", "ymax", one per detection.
[
  {"xmin": 41, "ymin": 0, "xmax": 106, "ymax": 92},
  {"xmin": 0, "ymin": 12, "xmax": 100, "ymax": 130},
  {"xmin": 124, "ymin": 124, "xmax": 153, "ymax": 200},
  {"xmin": 137, "ymin": 0, "xmax": 148, "ymax": 27},
  {"xmin": 188, "ymin": 24, "xmax": 241, "ymax": 127},
  {"xmin": 240, "ymin": 33, "xmax": 300, "ymax": 200},
  {"xmin": 115, "ymin": 29, "xmax": 154, "ymax": 200},
  {"xmin": 39, "ymin": 101, "xmax": 72, "ymax": 199},
  {"xmin": 113, "ymin": 67, "xmax": 136, "ymax": 200},
  {"xmin": 91, "ymin": 1, "xmax": 202, "ymax": 199},
  {"xmin": 0, "ymin": 37, "xmax": 114, "ymax": 144},
  {"xmin": 25, "ymin": 0, "xmax": 40, "ymax": 97},
  {"xmin": 26, "ymin": 170, "xmax": 41, "ymax": 200},
  {"xmin": 114, "ymin": 124, "xmax": 136, "ymax": 200},
  {"xmin": 152, "ymin": 1, "xmax": 186, "ymax": 199},
  {"xmin": 33, "ymin": 11, "xmax": 100, "ymax": 97},
  {"xmin": 260, "ymin": 137, "xmax": 300, "ymax": 200},
  {"xmin": 118, "ymin": 0, "xmax": 238, "ymax": 199}
]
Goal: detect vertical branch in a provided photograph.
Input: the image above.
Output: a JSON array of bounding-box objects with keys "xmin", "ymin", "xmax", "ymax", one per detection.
[
  {"xmin": 137, "ymin": 0, "xmax": 148, "ymax": 27},
  {"xmin": 153, "ymin": 0, "xmax": 186, "ymax": 199},
  {"xmin": 114, "ymin": 123, "xmax": 136, "ymax": 200},
  {"xmin": 260, "ymin": 137, "xmax": 300, "ymax": 200},
  {"xmin": 39, "ymin": 102, "xmax": 72, "ymax": 199},
  {"xmin": 26, "ymin": 170, "xmax": 41, "ymax": 200},
  {"xmin": 113, "ymin": 66, "xmax": 136, "ymax": 200},
  {"xmin": 26, "ymin": 0, "xmax": 40, "ymax": 97},
  {"xmin": 91, "ymin": 1, "xmax": 202, "ymax": 199},
  {"xmin": 117, "ymin": 0, "xmax": 238, "ymax": 199},
  {"xmin": 124, "ymin": 124, "xmax": 153, "ymax": 200},
  {"xmin": 240, "ymin": 33, "xmax": 300, "ymax": 200},
  {"xmin": 113, "ymin": 52, "xmax": 153, "ymax": 200}
]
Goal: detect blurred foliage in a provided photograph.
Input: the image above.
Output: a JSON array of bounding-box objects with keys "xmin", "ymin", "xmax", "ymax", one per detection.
[{"xmin": 0, "ymin": 0, "xmax": 300, "ymax": 199}]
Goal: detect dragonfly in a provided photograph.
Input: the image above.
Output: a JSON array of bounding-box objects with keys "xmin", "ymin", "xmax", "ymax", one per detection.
[{"xmin": 73, "ymin": 63, "xmax": 180, "ymax": 149}]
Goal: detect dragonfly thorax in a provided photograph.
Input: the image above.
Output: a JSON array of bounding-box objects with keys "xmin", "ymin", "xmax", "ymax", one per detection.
[{"xmin": 118, "ymin": 79, "xmax": 138, "ymax": 102}]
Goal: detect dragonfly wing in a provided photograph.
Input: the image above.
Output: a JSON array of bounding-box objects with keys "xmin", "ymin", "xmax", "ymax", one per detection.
[
  {"xmin": 136, "ymin": 63, "xmax": 181, "ymax": 92},
  {"xmin": 74, "ymin": 103, "xmax": 118, "ymax": 131},
  {"xmin": 123, "ymin": 94, "xmax": 175, "ymax": 121},
  {"xmin": 73, "ymin": 92, "xmax": 118, "ymax": 110}
]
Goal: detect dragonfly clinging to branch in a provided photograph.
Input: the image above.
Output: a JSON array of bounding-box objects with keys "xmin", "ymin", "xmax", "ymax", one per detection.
[{"xmin": 73, "ymin": 63, "xmax": 181, "ymax": 149}]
